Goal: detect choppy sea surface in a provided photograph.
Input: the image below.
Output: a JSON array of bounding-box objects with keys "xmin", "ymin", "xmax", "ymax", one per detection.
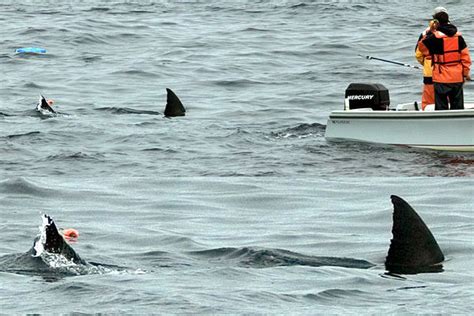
[{"xmin": 1, "ymin": 1, "xmax": 473, "ymax": 314}]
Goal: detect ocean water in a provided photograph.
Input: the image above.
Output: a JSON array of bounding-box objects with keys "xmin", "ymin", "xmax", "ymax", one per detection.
[{"xmin": 0, "ymin": 1, "xmax": 473, "ymax": 314}]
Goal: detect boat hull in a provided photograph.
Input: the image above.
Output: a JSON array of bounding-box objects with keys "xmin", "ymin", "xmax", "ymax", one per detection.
[{"xmin": 325, "ymin": 109, "xmax": 474, "ymax": 151}]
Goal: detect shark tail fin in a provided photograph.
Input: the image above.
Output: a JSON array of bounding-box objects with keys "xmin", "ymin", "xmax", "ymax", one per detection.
[
  {"xmin": 39, "ymin": 94, "xmax": 55, "ymax": 113},
  {"xmin": 385, "ymin": 195, "xmax": 445, "ymax": 274},
  {"xmin": 40, "ymin": 94, "xmax": 48, "ymax": 107},
  {"xmin": 42, "ymin": 214, "xmax": 67, "ymax": 254},
  {"xmin": 164, "ymin": 88, "xmax": 186, "ymax": 117},
  {"xmin": 33, "ymin": 214, "xmax": 84, "ymax": 264}
]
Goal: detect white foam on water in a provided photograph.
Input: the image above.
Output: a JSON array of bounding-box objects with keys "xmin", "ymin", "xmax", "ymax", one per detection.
[{"xmin": 32, "ymin": 214, "xmax": 49, "ymax": 257}]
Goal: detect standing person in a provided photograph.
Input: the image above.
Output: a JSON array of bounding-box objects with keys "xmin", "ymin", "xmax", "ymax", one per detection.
[
  {"xmin": 415, "ymin": 20, "xmax": 436, "ymax": 110},
  {"xmin": 418, "ymin": 7, "xmax": 471, "ymax": 110}
]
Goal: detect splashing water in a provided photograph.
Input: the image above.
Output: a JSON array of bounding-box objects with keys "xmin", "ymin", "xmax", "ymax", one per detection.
[{"xmin": 32, "ymin": 214, "xmax": 49, "ymax": 257}]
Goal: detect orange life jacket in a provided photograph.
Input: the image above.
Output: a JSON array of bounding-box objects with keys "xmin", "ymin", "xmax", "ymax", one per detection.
[{"xmin": 429, "ymin": 31, "xmax": 464, "ymax": 83}]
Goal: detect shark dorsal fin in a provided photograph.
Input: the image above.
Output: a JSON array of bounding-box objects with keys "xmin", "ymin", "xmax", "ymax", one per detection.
[
  {"xmin": 164, "ymin": 88, "xmax": 185, "ymax": 117},
  {"xmin": 39, "ymin": 95, "xmax": 55, "ymax": 113},
  {"xmin": 385, "ymin": 195, "xmax": 444, "ymax": 274}
]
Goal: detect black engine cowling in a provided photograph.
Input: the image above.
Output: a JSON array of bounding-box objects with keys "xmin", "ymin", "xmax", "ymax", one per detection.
[{"xmin": 345, "ymin": 83, "xmax": 390, "ymax": 110}]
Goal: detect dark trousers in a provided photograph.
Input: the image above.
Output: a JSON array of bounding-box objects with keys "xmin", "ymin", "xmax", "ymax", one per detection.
[{"xmin": 434, "ymin": 82, "xmax": 464, "ymax": 110}]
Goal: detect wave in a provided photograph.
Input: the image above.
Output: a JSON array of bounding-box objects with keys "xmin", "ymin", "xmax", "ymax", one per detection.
[
  {"xmin": 109, "ymin": 69, "xmax": 157, "ymax": 78},
  {"xmin": 83, "ymin": 7, "xmax": 110, "ymax": 12},
  {"xmin": 72, "ymin": 33, "xmax": 109, "ymax": 45},
  {"xmin": 287, "ymin": 2, "xmax": 370, "ymax": 12},
  {"xmin": 289, "ymin": 3, "xmax": 308, "ymax": 9},
  {"xmin": 82, "ymin": 7, "xmax": 155, "ymax": 14},
  {"xmin": 241, "ymin": 27, "xmax": 271, "ymax": 32},
  {"xmin": 271, "ymin": 123, "xmax": 326, "ymax": 139},
  {"xmin": 0, "ymin": 177, "xmax": 55, "ymax": 196},
  {"xmin": 212, "ymin": 78, "xmax": 267, "ymax": 87},
  {"xmin": 80, "ymin": 54, "xmax": 102, "ymax": 63},
  {"xmin": 23, "ymin": 82, "xmax": 44, "ymax": 89},
  {"xmin": 128, "ymin": 10, "xmax": 156, "ymax": 14},
  {"xmin": 4, "ymin": 131, "xmax": 41, "ymax": 139},
  {"xmin": 0, "ymin": 53, "xmax": 12, "ymax": 60},
  {"xmin": 19, "ymin": 27, "xmax": 48, "ymax": 35},
  {"xmin": 304, "ymin": 289, "xmax": 368, "ymax": 301},
  {"xmin": 45, "ymin": 151, "xmax": 104, "ymax": 161},
  {"xmin": 142, "ymin": 147, "xmax": 179, "ymax": 153},
  {"xmin": 14, "ymin": 53, "xmax": 56, "ymax": 60}
]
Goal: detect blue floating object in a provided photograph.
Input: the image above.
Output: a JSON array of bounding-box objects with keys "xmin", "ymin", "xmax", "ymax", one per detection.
[{"xmin": 15, "ymin": 47, "xmax": 47, "ymax": 54}]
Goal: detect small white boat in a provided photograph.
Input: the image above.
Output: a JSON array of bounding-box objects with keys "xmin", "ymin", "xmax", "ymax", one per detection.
[{"xmin": 325, "ymin": 83, "xmax": 474, "ymax": 152}]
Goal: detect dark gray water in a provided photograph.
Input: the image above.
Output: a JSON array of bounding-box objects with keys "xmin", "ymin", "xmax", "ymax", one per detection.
[{"xmin": 1, "ymin": 1, "xmax": 473, "ymax": 314}]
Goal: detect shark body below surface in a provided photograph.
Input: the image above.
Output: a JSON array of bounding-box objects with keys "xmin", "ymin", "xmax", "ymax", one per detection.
[
  {"xmin": 0, "ymin": 195, "xmax": 445, "ymax": 278},
  {"xmin": 31, "ymin": 88, "xmax": 185, "ymax": 117},
  {"xmin": 189, "ymin": 195, "xmax": 444, "ymax": 274},
  {"xmin": 96, "ymin": 88, "xmax": 186, "ymax": 117}
]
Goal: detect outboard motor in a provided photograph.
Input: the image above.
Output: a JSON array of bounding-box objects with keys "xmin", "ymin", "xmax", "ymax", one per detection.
[{"xmin": 344, "ymin": 83, "xmax": 390, "ymax": 110}]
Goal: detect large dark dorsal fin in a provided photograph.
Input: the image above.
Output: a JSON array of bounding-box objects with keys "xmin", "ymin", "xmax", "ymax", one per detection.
[
  {"xmin": 385, "ymin": 195, "xmax": 444, "ymax": 274},
  {"xmin": 163, "ymin": 88, "xmax": 185, "ymax": 117}
]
